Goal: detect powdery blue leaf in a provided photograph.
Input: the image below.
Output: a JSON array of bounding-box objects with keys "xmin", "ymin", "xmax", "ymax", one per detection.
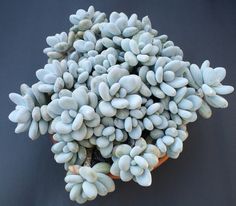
[
  {"xmin": 124, "ymin": 51, "xmax": 138, "ymax": 66},
  {"xmin": 118, "ymin": 155, "xmax": 131, "ymax": 171},
  {"xmin": 214, "ymin": 85, "xmax": 234, "ymax": 95},
  {"xmin": 160, "ymin": 82, "xmax": 176, "ymax": 97},
  {"xmin": 126, "ymin": 94, "xmax": 142, "ymax": 110},
  {"xmin": 82, "ymin": 181, "xmax": 98, "ymax": 199},
  {"xmin": 135, "ymin": 169, "xmax": 152, "ymax": 187}
]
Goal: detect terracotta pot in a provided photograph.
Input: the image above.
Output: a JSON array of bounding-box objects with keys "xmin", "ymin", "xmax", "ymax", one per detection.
[{"xmin": 50, "ymin": 135, "xmax": 168, "ymax": 180}]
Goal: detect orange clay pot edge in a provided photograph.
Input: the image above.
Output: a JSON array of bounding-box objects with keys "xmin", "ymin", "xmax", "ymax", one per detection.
[{"xmin": 49, "ymin": 135, "xmax": 168, "ymax": 180}]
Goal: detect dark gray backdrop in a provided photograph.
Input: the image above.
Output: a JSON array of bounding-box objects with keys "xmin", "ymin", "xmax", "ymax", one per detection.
[{"xmin": 0, "ymin": 0, "xmax": 235, "ymax": 205}]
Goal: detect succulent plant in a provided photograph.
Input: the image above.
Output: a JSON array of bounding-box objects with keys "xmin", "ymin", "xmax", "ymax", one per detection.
[
  {"xmin": 43, "ymin": 31, "xmax": 75, "ymax": 62},
  {"xmin": 110, "ymin": 138, "xmax": 159, "ymax": 186},
  {"xmin": 185, "ymin": 60, "xmax": 234, "ymax": 118},
  {"xmin": 8, "ymin": 5, "xmax": 234, "ymax": 204},
  {"xmin": 51, "ymin": 133, "xmax": 87, "ymax": 170},
  {"xmin": 9, "ymin": 83, "xmax": 50, "ymax": 140},
  {"xmin": 92, "ymin": 125, "xmax": 127, "ymax": 158},
  {"xmin": 65, "ymin": 164, "xmax": 115, "ymax": 204},
  {"xmin": 152, "ymin": 124, "xmax": 188, "ymax": 159},
  {"xmin": 36, "ymin": 59, "xmax": 75, "ymax": 93}
]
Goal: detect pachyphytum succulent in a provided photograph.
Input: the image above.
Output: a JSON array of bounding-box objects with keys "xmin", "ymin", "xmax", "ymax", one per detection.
[
  {"xmin": 110, "ymin": 138, "xmax": 159, "ymax": 186},
  {"xmin": 65, "ymin": 163, "xmax": 115, "ymax": 204},
  {"xmin": 9, "ymin": 6, "xmax": 234, "ymax": 204}
]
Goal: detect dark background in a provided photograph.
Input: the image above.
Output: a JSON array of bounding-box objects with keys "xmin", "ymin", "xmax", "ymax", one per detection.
[{"xmin": 0, "ymin": 0, "xmax": 235, "ymax": 205}]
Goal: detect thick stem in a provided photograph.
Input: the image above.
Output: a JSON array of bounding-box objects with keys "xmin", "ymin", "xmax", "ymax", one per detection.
[{"xmin": 84, "ymin": 148, "xmax": 93, "ymax": 167}]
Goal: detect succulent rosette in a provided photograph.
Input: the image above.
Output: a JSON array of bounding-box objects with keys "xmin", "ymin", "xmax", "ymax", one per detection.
[{"xmin": 8, "ymin": 6, "xmax": 234, "ymax": 204}]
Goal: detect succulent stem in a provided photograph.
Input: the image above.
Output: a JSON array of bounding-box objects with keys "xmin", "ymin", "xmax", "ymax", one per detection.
[{"xmin": 84, "ymin": 148, "xmax": 93, "ymax": 167}]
